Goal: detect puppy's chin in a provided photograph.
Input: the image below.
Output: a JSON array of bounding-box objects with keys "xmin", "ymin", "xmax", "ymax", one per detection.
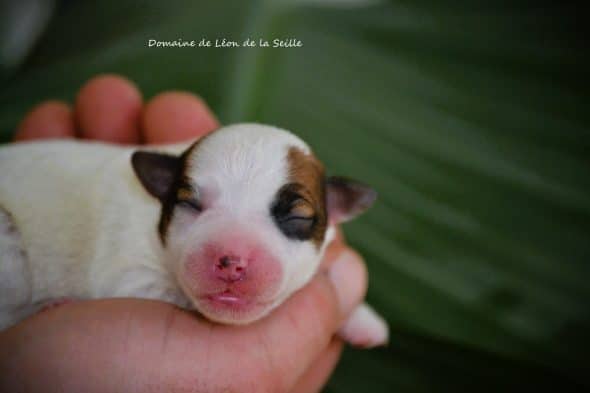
[{"xmin": 191, "ymin": 294, "xmax": 279, "ymax": 325}]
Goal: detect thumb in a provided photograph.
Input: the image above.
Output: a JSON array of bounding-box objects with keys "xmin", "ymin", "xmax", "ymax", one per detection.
[{"xmin": 251, "ymin": 248, "xmax": 367, "ymax": 391}]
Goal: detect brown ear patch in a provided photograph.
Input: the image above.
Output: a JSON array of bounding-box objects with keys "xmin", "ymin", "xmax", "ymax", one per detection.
[{"xmin": 270, "ymin": 147, "xmax": 327, "ymax": 248}]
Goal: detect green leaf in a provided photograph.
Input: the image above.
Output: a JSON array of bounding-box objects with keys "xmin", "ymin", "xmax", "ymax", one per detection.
[{"xmin": 1, "ymin": 0, "xmax": 588, "ymax": 391}]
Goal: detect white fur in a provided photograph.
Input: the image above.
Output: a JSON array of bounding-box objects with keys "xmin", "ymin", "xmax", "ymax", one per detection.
[
  {"xmin": 0, "ymin": 139, "xmax": 180, "ymax": 328},
  {"xmin": 0, "ymin": 208, "xmax": 32, "ymax": 327}
]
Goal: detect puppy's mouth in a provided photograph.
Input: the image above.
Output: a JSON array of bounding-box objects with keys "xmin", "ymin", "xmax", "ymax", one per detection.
[
  {"xmin": 205, "ymin": 289, "xmax": 251, "ymax": 307},
  {"xmin": 195, "ymin": 289, "xmax": 277, "ymax": 324}
]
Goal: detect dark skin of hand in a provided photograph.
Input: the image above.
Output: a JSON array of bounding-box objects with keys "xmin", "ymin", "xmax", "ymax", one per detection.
[{"xmin": 0, "ymin": 75, "xmax": 369, "ymax": 393}]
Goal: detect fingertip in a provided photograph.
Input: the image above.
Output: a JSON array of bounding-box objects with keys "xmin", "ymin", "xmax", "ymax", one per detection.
[
  {"xmin": 142, "ymin": 91, "xmax": 219, "ymax": 144},
  {"xmin": 14, "ymin": 101, "xmax": 75, "ymax": 141},
  {"xmin": 75, "ymin": 74, "xmax": 142, "ymax": 144}
]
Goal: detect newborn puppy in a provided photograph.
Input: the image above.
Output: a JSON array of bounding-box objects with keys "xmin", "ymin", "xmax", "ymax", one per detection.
[{"xmin": 0, "ymin": 123, "xmax": 388, "ymax": 347}]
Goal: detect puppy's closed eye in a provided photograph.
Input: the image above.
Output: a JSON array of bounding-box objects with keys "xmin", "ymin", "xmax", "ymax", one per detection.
[
  {"xmin": 281, "ymin": 201, "xmax": 315, "ymax": 221},
  {"xmin": 178, "ymin": 198, "xmax": 202, "ymax": 212},
  {"xmin": 279, "ymin": 216, "xmax": 315, "ymax": 238},
  {"xmin": 273, "ymin": 196, "xmax": 317, "ymax": 239},
  {"xmin": 177, "ymin": 188, "xmax": 202, "ymax": 212}
]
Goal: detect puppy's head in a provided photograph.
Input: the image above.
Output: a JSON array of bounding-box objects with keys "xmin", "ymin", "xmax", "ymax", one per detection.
[{"xmin": 132, "ymin": 124, "xmax": 376, "ymax": 324}]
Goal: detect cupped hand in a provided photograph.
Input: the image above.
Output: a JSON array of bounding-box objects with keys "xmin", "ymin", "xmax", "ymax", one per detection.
[{"xmin": 0, "ymin": 75, "xmax": 368, "ymax": 393}]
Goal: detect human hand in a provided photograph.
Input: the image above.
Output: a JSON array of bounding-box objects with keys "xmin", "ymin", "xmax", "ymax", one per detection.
[{"xmin": 0, "ymin": 75, "xmax": 369, "ymax": 393}]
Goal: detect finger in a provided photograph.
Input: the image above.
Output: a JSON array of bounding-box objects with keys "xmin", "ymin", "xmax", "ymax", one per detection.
[
  {"xmin": 14, "ymin": 101, "xmax": 75, "ymax": 141},
  {"xmin": 290, "ymin": 338, "xmax": 344, "ymax": 393},
  {"xmin": 245, "ymin": 249, "xmax": 367, "ymax": 391},
  {"xmin": 142, "ymin": 91, "xmax": 219, "ymax": 144},
  {"xmin": 75, "ymin": 74, "xmax": 143, "ymax": 144},
  {"xmin": 327, "ymin": 248, "xmax": 368, "ymax": 320}
]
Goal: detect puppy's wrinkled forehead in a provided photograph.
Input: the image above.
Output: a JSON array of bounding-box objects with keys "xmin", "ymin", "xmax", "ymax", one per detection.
[{"xmin": 185, "ymin": 124, "xmax": 318, "ymax": 210}]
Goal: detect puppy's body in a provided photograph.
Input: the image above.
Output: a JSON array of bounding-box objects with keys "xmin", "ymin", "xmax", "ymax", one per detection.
[
  {"xmin": 0, "ymin": 140, "xmax": 186, "ymax": 325},
  {"xmin": 0, "ymin": 124, "xmax": 388, "ymax": 346}
]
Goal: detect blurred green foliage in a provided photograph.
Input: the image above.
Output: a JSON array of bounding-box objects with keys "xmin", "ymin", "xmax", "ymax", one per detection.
[{"xmin": 0, "ymin": 1, "xmax": 588, "ymax": 391}]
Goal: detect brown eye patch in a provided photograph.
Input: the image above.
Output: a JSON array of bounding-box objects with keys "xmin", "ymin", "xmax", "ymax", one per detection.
[
  {"xmin": 271, "ymin": 184, "xmax": 318, "ymax": 240},
  {"xmin": 270, "ymin": 147, "xmax": 328, "ymax": 247}
]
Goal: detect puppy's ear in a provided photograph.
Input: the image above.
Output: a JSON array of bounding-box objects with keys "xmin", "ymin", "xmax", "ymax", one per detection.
[
  {"xmin": 326, "ymin": 176, "xmax": 377, "ymax": 224},
  {"xmin": 131, "ymin": 151, "xmax": 180, "ymax": 201}
]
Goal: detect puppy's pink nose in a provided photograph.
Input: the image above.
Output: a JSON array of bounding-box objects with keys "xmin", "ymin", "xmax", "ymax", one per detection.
[{"xmin": 215, "ymin": 255, "xmax": 248, "ymax": 282}]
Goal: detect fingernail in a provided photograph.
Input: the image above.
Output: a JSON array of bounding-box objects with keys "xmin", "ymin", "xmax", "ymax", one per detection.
[{"xmin": 328, "ymin": 249, "xmax": 365, "ymax": 317}]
